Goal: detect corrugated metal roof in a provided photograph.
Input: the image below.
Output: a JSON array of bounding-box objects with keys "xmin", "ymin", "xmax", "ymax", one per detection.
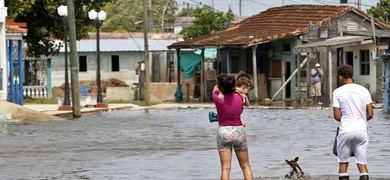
[
  {"xmin": 344, "ymin": 30, "xmax": 390, "ymax": 38},
  {"xmin": 174, "ymin": 16, "xmax": 195, "ymax": 26},
  {"xmin": 168, "ymin": 5, "xmax": 390, "ymax": 49},
  {"xmin": 73, "ymin": 39, "xmax": 178, "ymax": 52},
  {"xmin": 295, "ymin": 36, "xmax": 372, "ymax": 49},
  {"xmin": 88, "ymin": 32, "xmax": 179, "ymax": 39}
]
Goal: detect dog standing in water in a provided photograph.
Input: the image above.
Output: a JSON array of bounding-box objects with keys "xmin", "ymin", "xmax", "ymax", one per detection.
[{"xmin": 285, "ymin": 157, "xmax": 304, "ymax": 179}]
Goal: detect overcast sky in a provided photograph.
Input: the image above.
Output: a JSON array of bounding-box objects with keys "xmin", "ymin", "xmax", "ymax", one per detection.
[{"xmin": 176, "ymin": 0, "xmax": 381, "ymax": 16}]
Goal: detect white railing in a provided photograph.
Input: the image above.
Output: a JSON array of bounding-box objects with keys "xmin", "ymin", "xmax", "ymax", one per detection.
[{"xmin": 23, "ymin": 86, "xmax": 48, "ymax": 98}]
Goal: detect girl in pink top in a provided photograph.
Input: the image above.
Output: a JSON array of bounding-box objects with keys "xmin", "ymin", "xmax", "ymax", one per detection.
[{"xmin": 213, "ymin": 73, "xmax": 253, "ymax": 180}]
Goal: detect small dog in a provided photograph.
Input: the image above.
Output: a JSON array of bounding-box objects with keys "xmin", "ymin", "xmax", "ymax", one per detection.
[{"xmin": 284, "ymin": 157, "xmax": 304, "ymax": 179}]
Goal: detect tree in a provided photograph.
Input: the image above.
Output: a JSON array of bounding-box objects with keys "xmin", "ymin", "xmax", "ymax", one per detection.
[
  {"xmin": 179, "ymin": 6, "xmax": 235, "ymax": 40},
  {"xmin": 101, "ymin": 0, "xmax": 178, "ymax": 32},
  {"xmin": 5, "ymin": 0, "xmax": 110, "ymax": 58},
  {"xmin": 366, "ymin": 0, "xmax": 390, "ymax": 22},
  {"xmin": 177, "ymin": 7, "xmax": 195, "ymax": 17}
]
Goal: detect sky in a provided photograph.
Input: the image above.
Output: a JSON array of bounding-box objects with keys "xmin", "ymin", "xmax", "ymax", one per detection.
[{"xmin": 176, "ymin": 0, "xmax": 381, "ymax": 16}]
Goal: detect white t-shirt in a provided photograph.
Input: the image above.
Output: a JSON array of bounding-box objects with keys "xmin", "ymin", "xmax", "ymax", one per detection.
[{"xmin": 332, "ymin": 83, "xmax": 372, "ymax": 134}]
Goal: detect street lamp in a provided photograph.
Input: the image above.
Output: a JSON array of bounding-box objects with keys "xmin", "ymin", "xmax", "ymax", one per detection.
[
  {"xmin": 57, "ymin": 5, "xmax": 72, "ymax": 110},
  {"xmin": 88, "ymin": 10, "xmax": 107, "ymax": 107}
]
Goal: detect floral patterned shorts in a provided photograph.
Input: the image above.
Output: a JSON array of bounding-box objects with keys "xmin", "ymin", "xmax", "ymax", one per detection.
[{"xmin": 217, "ymin": 126, "xmax": 248, "ymax": 151}]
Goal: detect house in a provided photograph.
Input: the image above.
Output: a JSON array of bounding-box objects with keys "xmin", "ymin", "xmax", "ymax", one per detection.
[
  {"xmin": 174, "ymin": 16, "xmax": 195, "ymax": 35},
  {"xmin": 49, "ymin": 32, "xmax": 180, "ymax": 101},
  {"xmin": 379, "ymin": 50, "xmax": 390, "ymax": 112},
  {"xmin": 169, "ymin": 5, "xmax": 390, "ymax": 107},
  {"xmin": 0, "ymin": 16, "xmax": 27, "ymax": 105},
  {"xmin": 0, "ymin": 1, "xmax": 6, "ymax": 100}
]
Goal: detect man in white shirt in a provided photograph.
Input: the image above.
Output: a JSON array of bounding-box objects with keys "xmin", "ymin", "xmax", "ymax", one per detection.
[{"xmin": 332, "ymin": 64, "xmax": 374, "ymax": 180}]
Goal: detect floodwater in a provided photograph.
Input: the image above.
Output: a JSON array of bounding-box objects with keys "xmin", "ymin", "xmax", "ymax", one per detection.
[{"xmin": 0, "ymin": 108, "xmax": 389, "ymax": 180}]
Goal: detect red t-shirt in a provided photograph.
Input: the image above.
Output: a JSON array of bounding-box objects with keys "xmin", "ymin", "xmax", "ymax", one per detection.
[{"xmin": 213, "ymin": 91, "xmax": 243, "ymax": 126}]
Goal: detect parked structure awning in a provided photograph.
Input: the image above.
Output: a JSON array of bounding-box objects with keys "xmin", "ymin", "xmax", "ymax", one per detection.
[{"xmin": 294, "ymin": 36, "xmax": 373, "ymax": 53}]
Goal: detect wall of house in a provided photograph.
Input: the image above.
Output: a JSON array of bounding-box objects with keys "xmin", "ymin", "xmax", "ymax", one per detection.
[
  {"xmin": 51, "ymin": 50, "xmax": 180, "ymax": 102},
  {"xmin": 0, "ymin": 1, "xmax": 7, "ymax": 100},
  {"xmin": 268, "ymin": 39, "xmax": 297, "ymax": 101},
  {"xmin": 383, "ymin": 59, "xmax": 390, "ymax": 112},
  {"xmin": 51, "ymin": 51, "xmax": 142, "ymax": 88},
  {"xmin": 343, "ymin": 44, "xmax": 377, "ymax": 94}
]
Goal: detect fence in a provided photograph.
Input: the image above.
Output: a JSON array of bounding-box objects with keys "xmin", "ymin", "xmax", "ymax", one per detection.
[{"xmin": 23, "ymin": 86, "xmax": 48, "ymax": 98}]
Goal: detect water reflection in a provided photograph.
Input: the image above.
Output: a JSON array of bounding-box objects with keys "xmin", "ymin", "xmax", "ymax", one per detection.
[{"xmin": 0, "ymin": 108, "xmax": 388, "ymax": 179}]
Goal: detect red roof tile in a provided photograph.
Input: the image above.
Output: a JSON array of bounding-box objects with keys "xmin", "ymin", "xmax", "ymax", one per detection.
[
  {"xmin": 169, "ymin": 5, "xmax": 388, "ymax": 49},
  {"xmin": 5, "ymin": 18, "xmax": 27, "ymax": 34}
]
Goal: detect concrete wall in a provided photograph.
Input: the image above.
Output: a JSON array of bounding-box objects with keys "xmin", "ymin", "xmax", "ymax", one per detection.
[
  {"xmin": 383, "ymin": 59, "xmax": 390, "ymax": 112},
  {"xmin": 343, "ymin": 43, "xmax": 377, "ymax": 94},
  {"xmin": 106, "ymin": 87, "xmax": 135, "ymax": 101},
  {"xmin": 149, "ymin": 82, "xmax": 177, "ymax": 102},
  {"xmin": 0, "ymin": 1, "xmax": 7, "ymax": 100}
]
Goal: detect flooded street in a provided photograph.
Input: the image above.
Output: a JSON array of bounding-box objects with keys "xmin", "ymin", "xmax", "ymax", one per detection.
[{"xmin": 0, "ymin": 108, "xmax": 389, "ymax": 179}]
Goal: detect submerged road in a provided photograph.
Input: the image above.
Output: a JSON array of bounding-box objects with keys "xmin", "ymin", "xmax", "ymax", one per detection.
[{"xmin": 0, "ymin": 108, "xmax": 389, "ymax": 179}]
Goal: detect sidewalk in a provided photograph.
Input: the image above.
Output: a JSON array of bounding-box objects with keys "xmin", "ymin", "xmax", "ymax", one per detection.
[
  {"xmin": 23, "ymin": 102, "xmax": 217, "ymax": 117},
  {"xmin": 23, "ymin": 102, "xmax": 383, "ymax": 118}
]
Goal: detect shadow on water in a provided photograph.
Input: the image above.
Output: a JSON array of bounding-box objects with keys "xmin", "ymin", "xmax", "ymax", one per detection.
[{"xmin": 0, "ymin": 108, "xmax": 389, "ymax": 179}]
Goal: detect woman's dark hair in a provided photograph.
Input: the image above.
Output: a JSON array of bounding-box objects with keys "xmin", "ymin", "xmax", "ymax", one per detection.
[
  {"xmin": 217, "ymin": 73, "xmax": 236, "ymax": 94},
  {"xmin": 337, "ymin": 64, "xmax": 354, "ymax": 79}
]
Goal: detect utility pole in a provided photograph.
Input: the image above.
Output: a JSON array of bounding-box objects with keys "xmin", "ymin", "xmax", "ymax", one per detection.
[
  {"xmin": 143, "ymin": 0, "xmax": 151, "ymax": 106},
  {"xmin": 239, "ymin": 0, "xmax": 242, "ymax": 16},
  {"xmin": 66, "ymin": 0, "xmax": 81, "ymax": 117},
  {"xmin": 147, "ymin": 0, "xmax": 154, "ymax": 32}
]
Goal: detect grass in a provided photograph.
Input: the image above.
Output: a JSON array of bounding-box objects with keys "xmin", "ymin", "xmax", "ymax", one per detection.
[{"xmin": 24, "ymin": 98, "xmax": 58, "ymax": 104}]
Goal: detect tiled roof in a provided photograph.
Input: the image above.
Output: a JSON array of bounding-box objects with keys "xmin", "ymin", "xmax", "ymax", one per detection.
[
  {"xmin": 5, "ymin": 18, "xmax": 27, "ymax": 34},
  {"xmin": 168, "ymin": 5, "xmax": 389, "ymax": 49}
]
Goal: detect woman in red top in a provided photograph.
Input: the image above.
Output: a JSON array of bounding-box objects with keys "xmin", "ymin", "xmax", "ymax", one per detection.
[{"xmin": 213, "ymin": 73, "xmax": 253, "ymax": 180}]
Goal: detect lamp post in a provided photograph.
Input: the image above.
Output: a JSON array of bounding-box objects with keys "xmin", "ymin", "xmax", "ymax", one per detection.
[
  {"xmin": 88, "ymin": 10, "xmax": 107, "ymax": 107},
  {"xmin": 57, "ymin": 5, "xmax": 72, "ymax": 110}
]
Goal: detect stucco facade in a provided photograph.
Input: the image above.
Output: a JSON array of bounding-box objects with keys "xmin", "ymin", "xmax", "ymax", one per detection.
[
  {"xmin": 0, "ymin": 0, "xmax": 6, "ymax": 100},
  {"xmin": 49, "ymin": 33, "xmax": 179, "ymax": 93},
  {"xmin": 51, "ymin": 51, "xmax": 141, "ymax": 87}
]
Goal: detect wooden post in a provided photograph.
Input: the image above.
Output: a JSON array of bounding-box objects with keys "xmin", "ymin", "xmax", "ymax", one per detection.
[
  {"xmin": 66, "ymin": 0, "xmax": 81, "ymax": 117},
  {"xmin": 143, "ymin": 0, "xmax": 151, "ymax": 106}
]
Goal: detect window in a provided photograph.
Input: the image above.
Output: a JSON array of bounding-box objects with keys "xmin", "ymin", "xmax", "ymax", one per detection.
[
  {"xmin": 79, "ymin": 56, "xmax": 87, "ymax": 72},
  {"xmin": 111, "ymin": 55, "xmax": 119, "ymax": 71},
  {"xmin": 282, "ymin": 43, "xmax": 291, "ymax": 52},
  {"xmin": 360, "ymin": 50, "xmax": 370, "ymax": 75}
]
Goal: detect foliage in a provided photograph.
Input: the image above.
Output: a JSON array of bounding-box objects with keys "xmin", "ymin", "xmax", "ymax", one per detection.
[
  {"xmin": 101, "ymin": 0, "xmax": 178, "ymax": 32},
  {"xmin": 5, "ymin": 0, "xmax": 110, "ymax": 58},
  {"xmin": 367, "ymin": 0, "xmax": 390, "ymax": 22},
  {"xmin": 179, "ymin": 6, "xmax": 235, "ymax": 40},
  {"xmin": 177, "ymin": 7, "xmax": 195, "ymax": 17},
  {"xmin": 366, "ymin": 0, "xmax": 390, "ymax": 22}
]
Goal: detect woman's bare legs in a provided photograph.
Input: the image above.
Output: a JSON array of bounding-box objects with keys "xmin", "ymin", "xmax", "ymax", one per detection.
[
  {"xmin": 219, "ymin": 150, "xmax": 232, "ymax": 180},
  {"xmin": 236, "ymin": 150, "xmax": 253, "ymax": 180}
]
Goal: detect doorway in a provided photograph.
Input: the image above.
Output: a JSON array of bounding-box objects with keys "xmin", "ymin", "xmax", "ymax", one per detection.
[{"xmin": 346, "ymin": 51, "xmax": 353, "ymax": 66}]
